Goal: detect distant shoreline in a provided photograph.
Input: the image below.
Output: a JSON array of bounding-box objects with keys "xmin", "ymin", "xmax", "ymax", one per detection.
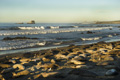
[{"xmin": 96, "ymin": 20, "xmax": 120, "ymax": 24}]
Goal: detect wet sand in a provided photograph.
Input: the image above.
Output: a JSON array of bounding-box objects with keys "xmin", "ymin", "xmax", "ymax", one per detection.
[{"xmin": 1, "ymin": 41, "xmax": 120, "ymax": 80}]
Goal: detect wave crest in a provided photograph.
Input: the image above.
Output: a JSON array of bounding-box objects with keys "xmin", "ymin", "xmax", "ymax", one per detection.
[
  {"xmin": 0, "ymin": 27, "xmax": 112, "ymax": 36},
  {"xmin": 18, "ymin": 26, "xmax": 45, "ymax": 30},
  {"xmin": 81, "ymin": 37, "xmax": 102, "ymax": 41}
]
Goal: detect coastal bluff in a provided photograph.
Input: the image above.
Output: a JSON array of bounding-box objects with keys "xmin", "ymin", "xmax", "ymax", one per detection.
[
  {"xmin": 27, "ymin": 20, "xmax": 35, "ymax": 24},
  {"xmin": 96, "ymin": 20, "xmax": 120, "ymax": 24},
  {"xmin": 16, "ymin": 20, "xmax": 35, "ymax": 24}
]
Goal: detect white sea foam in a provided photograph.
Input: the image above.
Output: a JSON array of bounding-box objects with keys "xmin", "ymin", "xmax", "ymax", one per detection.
[
  {"xmin": 0, "ymin": 27, "xmax": 113, "ymax": 36},
  {"xmin": 50, "ymin": 26, "xmax": 59, "ymax": 29},
  {"xmin": 53, "ymin": 42, "xmax": 62, "ymax": 45},
  {"xmin": 18, "ymin": 26, "xmax": 45, "ymax": 30},
  {"xmin": 0, "ymin": 40, "xmax": 46, "ymax": 50},
  {"xmin": 107, "ymin": 35, "xmax": 113, "ymax": 37},
  {"xmin": 81, "ymin": 37, "xmax": 102, "ymax": 41},
  {"xmin": 36, "ymin": 42, "xmax": 46, "ymax": 46},
  {"xmin": 73, "ymin": 26, "xmax": 78, "ymax": 28}
]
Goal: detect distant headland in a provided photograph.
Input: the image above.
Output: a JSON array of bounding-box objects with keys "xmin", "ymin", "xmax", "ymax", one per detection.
[
  {"xmin": 16, "ymin": 20, "xmax": 35, "ymax": 24},
  {"xmin": 27, "ymin": 20, "xmax": 35, "ymax": 24},
  {"xmin": 96, "ymin": 20, "xmax": 120, "ymax": 24}
]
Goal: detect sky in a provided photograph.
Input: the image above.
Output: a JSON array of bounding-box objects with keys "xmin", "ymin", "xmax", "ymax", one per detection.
[{"xmin": 0, "ymin": 0, "xmax": 120, "ymax": 23}]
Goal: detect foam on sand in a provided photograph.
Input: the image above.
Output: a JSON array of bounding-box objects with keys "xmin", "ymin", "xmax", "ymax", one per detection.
[
  {"xmin": 81, "ymin": 37, "xmax": 102, "ymax": 41},
  {"xmin": 0, "ymin": 40, "xmax": 46, "ymax": 51}
]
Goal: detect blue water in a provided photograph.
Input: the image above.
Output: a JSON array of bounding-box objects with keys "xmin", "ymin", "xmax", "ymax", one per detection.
[
  {"xmin": 0, "ymin": 23, "xmax": 120, "ymax": 29},
  {"xmin": 0, "ymin": 23, "xmax": 120, "ymax": 55}
]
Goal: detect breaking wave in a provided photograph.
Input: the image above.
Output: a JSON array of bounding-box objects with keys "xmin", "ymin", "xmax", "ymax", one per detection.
[
  {"xmin": 18, "ymin": 26, "xmax": 45, "ymax": 30},
  {"xmin": 81, "ymin": 37, "xmax": 102, "ymax": 41},
  {"xmin": 0, "ymin": 27, "xmax": 112, "ymax": 36},
  {"xmin": 0, "ymin": 40, "xmax": 46, "ymax": 50},
  {"xmin": 48, "ymin": 26, "xmax": 59, "ymax": 29},
  {"xmin": 0, "ymin": 27, "xmax": 19, "ymax": 30},
  {"xmin": 107, "ymin": 35, "xmax": 113, "ymax": 37}
]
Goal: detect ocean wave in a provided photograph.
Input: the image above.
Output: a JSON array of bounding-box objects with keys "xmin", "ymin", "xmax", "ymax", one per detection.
[
  {"xmin": 73, "ymin": 26, "xmax": 78, "ymax": 28},
  {"xmin": 81, "ymin": 37, "xmax": 102, "ymax": 41},
  {"xmin": 0, "ymin": 41, "xmax": 46, "ymax": 50},
  {"xmin": 0, "ymin": 27, "xmax": 20, "ymax": 30},
  {"xmin": 0, "ymin": 27, "xmax": 113, "ymax": 36},
  {"xmin": 49, "ymin": 26, "xmax": 59, "ymax": 29},
  {"xmin": 107, "ymin": 35, "xmax": 113, "ymax": 37},
  {"xmin": 18, "ymin": 26, "xmax": 45, "ymax": 30},
  {"xmin": 53, "ymin": 42, "xmax": 62, "ymax": 45},
  {"xmin": 0, "ymin": 26, "xmax": 59, "ymax": 30}
]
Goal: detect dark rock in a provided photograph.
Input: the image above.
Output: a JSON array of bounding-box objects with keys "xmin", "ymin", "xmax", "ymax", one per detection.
[
  {"xmin": 1, "ymin": 68, "xmax": 16, "ymax": 74},
  {"xmin": 109, "ymin": 28, "xmax": 112, "ymax": 30},
  {"xmin": 52, "ymin": 50, "xmax": 60, "ymax": 54},
  {"xmin": 64, "ymin": 74, "xmax": 85, "ymax": 80},
  {"xmin": 81, "ymin": 32, "xmax": 84, "ymax": 34},
  {"xmin": 105, "ymin": 69, "xmax": 118, "ymax": 76},
  {"xmin": 60, "ymin": 52, "xmax": 69, "ymax": 56},
  {"xmin": 40, "ymin": 63, "xmax": 59, "ymax": 69},
  {"xmin": 68, "ymin": 48, "xmax": 73, "ymax": 52},
  {"xmin": 87, "ymin": 31, "xmax": 94, "ymax": 34},
  {"xmin": 104, "ymin": 65, "xmax": 118, "ymax": 69},
  {"xmin": 23, "ymin": 52, "xmax": 34, "ymax": 58},
  {"xmin": 2, "ymin": 72, "xmax": 13, "ymax": 80},
  {"xmin": 77, "ymin": 52, "xmax": 83, "ymax": 54},
  {"xmin": 23, "ymin": 61, "xmax": 37, "ymax": 67},
  {"xmin": 68, "ymin": 44, "xmax": 75, "ymax": 47},
  {"xmin": 69, "ymin": 68, "xmax": 98, "ymax": 77}
]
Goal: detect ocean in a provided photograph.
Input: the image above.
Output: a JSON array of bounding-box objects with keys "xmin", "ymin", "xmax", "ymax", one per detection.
[{"xmin": 0, "ymin": 23, "xmax": 120, "ymax": 55}]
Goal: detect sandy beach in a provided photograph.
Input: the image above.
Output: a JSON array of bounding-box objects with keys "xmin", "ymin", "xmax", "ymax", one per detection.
[{"xmin": 0, "ymin": 41, "xmax": 120, "ymax": 80}]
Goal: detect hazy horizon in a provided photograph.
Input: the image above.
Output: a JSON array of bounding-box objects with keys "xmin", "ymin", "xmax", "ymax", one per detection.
[{"xmin": 0, "ymin": 0, "xmax": 120, "ymax": 23}]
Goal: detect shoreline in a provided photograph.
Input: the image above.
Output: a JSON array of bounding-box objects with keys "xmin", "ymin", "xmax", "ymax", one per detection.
[
  {"xmin": 1, "ymin": 40, "xmax": 120, "ymax": 80},
  {"xmin": 0, "ymin": 45, "xmax": 69, "ymax": 56},
  {"xmin": 0, "ymin": 38, "xmax": 120, "ymax": 56}
]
